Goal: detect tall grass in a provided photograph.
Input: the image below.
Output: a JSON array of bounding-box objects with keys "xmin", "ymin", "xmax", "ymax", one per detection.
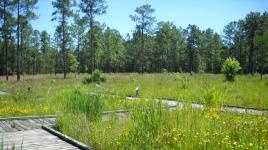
[
  {"xmin": 59, "ymin": 87, "xmax": 104, "ymax": 122},
  {"xmin": 111, "ymin": 107, "xmax": 268, "ymax": 149},
  {"xmin": 0, "ymin": 73, "xmax": 267, "ymax": 149}
]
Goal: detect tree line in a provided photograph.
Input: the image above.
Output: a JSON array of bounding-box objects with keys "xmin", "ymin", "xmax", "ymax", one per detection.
[{"xmin": 0, "ymin": 1, "xmax": 268, "ymax": 80}]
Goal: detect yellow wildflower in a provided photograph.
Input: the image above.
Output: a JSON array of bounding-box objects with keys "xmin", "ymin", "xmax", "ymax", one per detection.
[
  {"xmin": 209, "ymin": 107, "xmax": 219, "ymax": 112},
  {"xmin": 211, "ymin": 113, "xmax": 220, "ymax": 120},
  {"xmin": 43, "ymin": 107, "xmax": 49, "ymax": 113}
]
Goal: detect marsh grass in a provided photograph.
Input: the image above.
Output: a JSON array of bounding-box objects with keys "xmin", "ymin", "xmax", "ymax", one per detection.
[
  {"xmin": 65, "ymin": 87, "xmax": 104, "ymax": 122},
  {"xmin": 58, "ymin": 104, "xmax": 268, "ymax": 149},
  {"xmin": 0, "ymin": 73, "xmax": 268, "ymax": 149},
  {"xmin": 200, "ymin": 87, "xmax": 223, "ymax": 107},
  {"xmin": 57, "ymin": 92, "xmax": 268, "ymax": 149}
]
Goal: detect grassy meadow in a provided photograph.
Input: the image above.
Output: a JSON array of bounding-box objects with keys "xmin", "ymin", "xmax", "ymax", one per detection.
[{"xmin": 0, "ymin": 73, "xmax": 268, "ymax": 149}]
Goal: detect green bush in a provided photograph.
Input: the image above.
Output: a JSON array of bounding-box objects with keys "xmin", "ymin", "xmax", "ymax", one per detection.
[
  {"xmin": 82, "ymin": 69, "xmax": 106, "ymax": 84},
  {"xmin": 221, "ymin": 58, "xmax": 241, "ymax": 81}
]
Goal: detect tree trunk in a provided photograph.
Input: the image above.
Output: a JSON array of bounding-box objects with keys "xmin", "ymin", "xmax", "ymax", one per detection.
[
  {"xmin": 33, "ymin": 51, "xmax": 35, "ymax": 75},
  {"xmin": 17, "ymin": 0, "xmax": 20, "ymax": 81},
  {"xmin": 248, "ymin": 34, "xmax": 255, "ymax": 74},
  {"xmin": 141, "ymin": 27, "xmax": 144, "ymax": 73},
  {"xmin": 55, "ymin": 52, "xmax": 57, "ymax": 76},
  {"xmin": 261, "ymin": 45, "xmax": 264, "ymax": 80},
  {"xmin": 90, "ymin": 15, "xmax": 94, "ymax": 73},
  {"xmin": 62, "ymin": 12, "xmax": 66, "ymax": 79},
  {"xmin": 20, "ymin": 26, "xmax": 23, "ymax": 76},
  {"xmin": 107, "ymin": 33, "xmax": 110, "ymax": 73},
  {"xmin": 4, "ymin": 2, "xmax": 8, "ymax": 80},
  {"xmin": 77, "ymin": 35, "xmax": 80, "ymax": 74}
]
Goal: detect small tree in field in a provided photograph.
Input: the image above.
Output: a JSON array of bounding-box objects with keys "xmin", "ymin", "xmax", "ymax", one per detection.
[{"xmin": 221, "ymin": 58, "xmax": 241, "ymax": 81}]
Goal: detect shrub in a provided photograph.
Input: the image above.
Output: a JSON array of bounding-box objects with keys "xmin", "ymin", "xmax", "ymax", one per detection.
[
  {"xmin": 221, "ymin": 58, "xmax": 241, "ymax": 81},
  {"xmin": 82, "ymin": 69, "xmax": 106, "ymax": 84}
]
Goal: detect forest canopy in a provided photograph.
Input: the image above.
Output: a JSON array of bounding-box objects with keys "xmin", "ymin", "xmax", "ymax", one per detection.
[{"xmin": 0, "ymin": 1, "xmax": 268, "ymax": 80}]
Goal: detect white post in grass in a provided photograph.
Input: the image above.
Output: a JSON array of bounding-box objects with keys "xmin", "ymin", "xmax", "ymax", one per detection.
[{"xmin": 135, "ymin": 86, "xmax": 140, "ymax": 97}]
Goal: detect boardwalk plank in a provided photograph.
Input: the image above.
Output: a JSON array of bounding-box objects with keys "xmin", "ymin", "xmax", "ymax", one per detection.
[
  {"xmin": 0, "ymin": 116, "xmax": 90, "ymax": 150},
  {"xmin": 0, "ymin": 122, "xmax": 7, "ymax": 132},
  {"xmin": 13, "ymin": 120, "xmax": 31, "ymax": 130},
  {"xmin": 28, "ymin": 119, "xmax": 42, "ymax": 128},
  {"xmin": 1, "ymin": 121, "xmax": 17, "ymax": 132},
  {"xmin": 31, "ymin": 118, "xmax": 44, "ymax": 125},
  {"xmin": 1, "ymin": 129, "xmax": 80, "ymax": 150},
  {"xmin": 18, "ymin": 120, "xmax": 39, "ymax": 129}
]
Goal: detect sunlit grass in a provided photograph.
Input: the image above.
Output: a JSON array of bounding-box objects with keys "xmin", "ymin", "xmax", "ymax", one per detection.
[{"xmin": 0, "ymin": 73, "xmax": 267, "ymax": 149}]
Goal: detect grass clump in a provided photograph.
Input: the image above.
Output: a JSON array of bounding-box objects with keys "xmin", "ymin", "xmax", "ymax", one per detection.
[
  {"xmin": 180, "ymin": 76, "xmax": 189, "ymax": 89},
  {"xmin": 83, "ymin": 69, "xmax": 106, "ymax": 84},
  {"xmin": 201, "ymin": 87, "xmax": 223, "ymax": 107},
  {"xmin": 102, "ymin": 108, "xmax": 268, "ymax": 149},
  {"xmin": 115, "ymin": 102, "xmax": 166, "ymax": 149},
  {"xmin": 66, "ymin": 87, "xmax": 104, "ymax": 122}
]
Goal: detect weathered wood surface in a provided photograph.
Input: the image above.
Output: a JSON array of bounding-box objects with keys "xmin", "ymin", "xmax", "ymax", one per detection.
[
  {"xmin": 0, "ymin": 129, "xmax": 80, "ymax": 150},
  {"xmin": 0, "ymin": 117, "xmax": 56, "ymax": 132},
  {"xmin": 0, "ymin": 116, "xmax": 91, "ymax": 150}
]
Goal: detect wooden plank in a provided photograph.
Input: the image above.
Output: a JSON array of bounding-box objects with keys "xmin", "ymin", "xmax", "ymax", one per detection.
[
  {"xmin": 1, "ymin": 121, "xmax": 17, "ymax": 132},
  {"xmin": 37, "ymin": 118, "xmax": 46, "ymax": 125},
  {"xmin": 28, "ymin": 119, "xmax": 42, "ymax": 128},
  {"xmin": 31, "ymin": 118, "xmax": 44, "ymax": 125},
  {"xmin": 43, "ymin": 118, "xmax": 56, "ymax": 125},
  {"xmin": 0, "ymin": 122, "xmax": 8, "ymax": 132},
  {"xmin": 0, "ymin": 115, "xmax": 56, "ymax": 121},
  {"xmin": 38, "ymin": 118, "xmax": 51, "ymax": 125},
  {"xmin": 13, "ymin": 120, "xmax": 31, "ymax": 130},
  {"xmin": 18, "ymin": 120, "xmax": 39, "ymax": 129},
  {"xmin": 9, "ymin": 120, "xmax": 25, "ymax": 131},
  {"xmin": 47, "ymin": 117, "xmax": 56, "ymax": 123},
  {"xmin": 0, "ymin": 117, "xmax": 91, "ymax": 150},
  {"xmin": 1, "ymin": 129, "xmax": 80, "ymax": 150},
  {"xmin": 42, "ymin": 125, "xmax": 93, "ymax": 150},
  {"xmin": 0, "ymin": 121, "xmax": 11, "ymax": 132}
]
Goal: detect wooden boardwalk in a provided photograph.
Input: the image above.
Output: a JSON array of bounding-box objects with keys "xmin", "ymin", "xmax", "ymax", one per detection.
[{"xmin": 0, "ymin": 116, "xmax": 89, "ymax": 150}]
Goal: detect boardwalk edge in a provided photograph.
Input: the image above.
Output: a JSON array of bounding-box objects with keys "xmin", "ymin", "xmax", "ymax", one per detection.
[{"xmin": 42, "ymin": 125, "xmax": 94, "ymax": 150}]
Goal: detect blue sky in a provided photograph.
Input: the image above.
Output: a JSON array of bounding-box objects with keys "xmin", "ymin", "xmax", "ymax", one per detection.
[{"xmin": 32, "ymin": 0, "xmax": 268, "ymax": 37}]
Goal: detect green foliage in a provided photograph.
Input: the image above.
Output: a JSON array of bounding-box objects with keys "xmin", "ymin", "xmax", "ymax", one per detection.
[
  {"xmin": 130, "ymin": 4, "xmax": 156, "ymax": 31},
  {"xmin": 254, "ymin": 31, "xmax": 268, "ymax": 76},
  {"xmin": 185, "ymin": 24, "xmax": 206, "ymax": 72},
  {"xmin": 264, "ymin": 80, "xmax": 268, "ymax": 87},
  {"xmin": 1, "ymin": 74, "xmax": 268, "ymax": 149},
  {"xmin": 10, "ymin": 84, "xmax": 32, "ymax": 102},
  {"xmin": 66, "ymin": 87, "xmax": 103, "ymax": 122},
  {"xmin": 99, "ymin": 27, "xmax": 126, "ymax": 72},
  {"xmin": 221, "ymin": 58, "xmax": 241, "ymax": 81},
  {"xmin": 0, "ymin": 82, "xmax": 7, "ymax": 90},
  {"xmin": 117, "ymin": 102, "xmax": 165, "ymax": 149},
  {"xmin": 201, "ymin": 87, "xmax": 222, "ymax": 107},
  {"xmin": 82, "ymin": 69, "xmax": 106, "ymax": 84},
  {"xmin": 68, "ymin": 53, "xmax": 79, "ymax": 73},
  {"xmin": 180, "ymin": 76, "xmax": 189, "ymax": 89}
]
